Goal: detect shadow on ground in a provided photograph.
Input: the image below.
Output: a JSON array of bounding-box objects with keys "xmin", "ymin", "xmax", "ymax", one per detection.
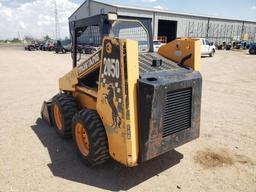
[
  {"xmin": 201, "ymin": 55, "xmax": 212, "ymax": 58},
  {"xmin": 31, "ymin": 118, "xmax": 183, "ymax": 191}
]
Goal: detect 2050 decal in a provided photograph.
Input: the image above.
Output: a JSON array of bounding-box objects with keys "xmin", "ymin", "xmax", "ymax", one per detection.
[{"xmin": 103, "ymin": 58, "xmax": 120, "ymax": 79}]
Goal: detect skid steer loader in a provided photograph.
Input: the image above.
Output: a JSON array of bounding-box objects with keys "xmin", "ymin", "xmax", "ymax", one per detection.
[{"xmin": 41, "ymin": 13, "xmax": 202, "ymax": 167}]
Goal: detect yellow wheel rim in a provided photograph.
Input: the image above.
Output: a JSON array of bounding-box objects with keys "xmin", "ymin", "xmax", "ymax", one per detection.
[
  {"xmin": 75, "ymin": 122, "xmax": 90, "ymax": 156},
  {"xmin": 53, "ymin": 104, "xmax": 62, "ymax": 130}
]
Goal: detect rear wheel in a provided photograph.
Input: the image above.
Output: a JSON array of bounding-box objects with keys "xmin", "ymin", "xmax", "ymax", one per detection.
[
  {"xmin": 72, "ymin": 109, "xmax": 109, "ymax": 166},
  {"xmin": 209, "ymin": 49, "xmax": 215, "ymax": 57},
  {"xmin": 52, "ymin": 93, "xmax": 78, "ymax": 138},
  {"xmin": 249, "ymin": 48, "xmax": 255, "ymax": 55}
]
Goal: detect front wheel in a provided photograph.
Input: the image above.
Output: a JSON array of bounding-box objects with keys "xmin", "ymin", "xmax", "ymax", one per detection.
[
  {"xmin": 52, "ymin": 94, "xmax": 78, "ymax": 138},
  {"xmin": 72, "ymin": 109, "xmax": 109, "ymax": 166}
]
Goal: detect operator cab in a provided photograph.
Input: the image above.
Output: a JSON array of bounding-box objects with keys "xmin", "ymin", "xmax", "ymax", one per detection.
[
  {"xmin": 70, "ymin": 13, "xmax": 196, "ymax": 92},
  {"xmin": 109, "ymin": 19, "xmax": 150, "ymax": 52},
  {"xmin": 70, "ymin": 13, "xmax": 154, "ymax": 90},
  {"xmin": 70, "ymin": 13, "xmax": 153, "ymax": 67}
]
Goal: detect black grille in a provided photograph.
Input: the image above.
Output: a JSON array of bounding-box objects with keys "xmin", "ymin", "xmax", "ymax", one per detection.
[{"xmin": 162, "ymin": 88, "xmax": 192, "ymax": 137}]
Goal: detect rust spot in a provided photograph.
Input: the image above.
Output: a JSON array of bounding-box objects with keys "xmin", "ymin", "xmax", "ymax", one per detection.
[
  {"xmin": 194, "ymin": 148, "xmax": 233, "ymax": 168},
  {"xmin": 194, "ymin": 148, "xmax": 256, "ymax": 168}
]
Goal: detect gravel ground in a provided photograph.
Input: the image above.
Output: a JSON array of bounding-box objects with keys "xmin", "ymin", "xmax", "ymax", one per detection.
[{"xmin": 0, "ymin": 46, "xmax": 255, "ymax": 192}]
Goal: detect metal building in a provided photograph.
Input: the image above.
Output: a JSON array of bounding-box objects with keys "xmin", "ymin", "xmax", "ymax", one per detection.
[{"xmin": 69, "ymin": 0, "xmax": 256, "ymax": 43}]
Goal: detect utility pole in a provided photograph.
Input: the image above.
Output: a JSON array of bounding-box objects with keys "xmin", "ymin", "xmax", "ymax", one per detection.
[
  {"xmin": 54, "ymin": 0, "xmax": 61, "ymax": 40},
  {"xmin": 240, "ymin": 21, "xmax": 245, "ymax": 41},
  {"xmin": 206, "ymin": 18, "xmax": 210, "ymax": 39},
  {"xmin": 88, "ymin": 0, "xmax": 91, "ymax": 17},
  {"xmin": 17, "ymin": 31, "xmax": 21, "ymax": 40}
]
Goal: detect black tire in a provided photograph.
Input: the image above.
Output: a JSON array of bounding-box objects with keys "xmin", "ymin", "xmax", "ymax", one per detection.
[
  {"xmin": 249, "ymin": 48, "xmax": 255, "ymax": 55},
  {"xmin": 90, "ymin": 49, "xmax": 96, "ymax": 54},
  {"xmin": 52, "ymin": 93, "xmax": 78, "ymax": 138},
  {"xmin": 84, "ymin": 48, "xmax": 90, "ymax": 54},
  {"xmin": 209, "ymin": 49, "xmax": 215, "ymax": 57},
  {"xmin": 72, "ymin": 109, "xmax": 109, "ymax": 166}
]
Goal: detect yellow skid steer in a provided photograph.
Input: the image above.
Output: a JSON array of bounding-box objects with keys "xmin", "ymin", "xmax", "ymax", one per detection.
[{"xmin": 41, "ymin": 13, "xmax": 202, "ymax": 167}]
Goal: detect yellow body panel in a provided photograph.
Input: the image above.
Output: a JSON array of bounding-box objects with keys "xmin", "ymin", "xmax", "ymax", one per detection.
[
  {"xmin": 96, "ymin": 37, "xmax": 127, "ymax": 164},
  {"xmin": 124, "ymin": 40, "xmax": 139, "ymax": 166},
  {"xmin": 158, "ymin": 38, "xmax": 201, "ymax": 71},
  {"xmin": 59, "ymin": 68, "xmax": 78, "ymax": 91},
  {"xmin": 96, "ymin": 37, "xmax": 139, "ymax": 166},
  {"xmin": 59, "ymin": 49, "xmax": 102, "ymax": 92},
  {"xmin": 76, "ymin": 86, "xmax": 97, "ymax": 98},
  {"xmin": 72, "ymin": 92, "xmax": 97, "ymax": 110}
]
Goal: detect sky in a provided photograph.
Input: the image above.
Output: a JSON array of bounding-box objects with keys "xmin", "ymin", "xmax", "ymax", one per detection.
[{"xmin": 0, "ymin": 0, "xmax": 255, "ymax": 39}]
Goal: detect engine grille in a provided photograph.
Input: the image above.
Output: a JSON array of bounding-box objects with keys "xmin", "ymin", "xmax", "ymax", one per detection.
[{"xmin": 162, "ymin": 88, "xmax": 192, "ymax": 137}]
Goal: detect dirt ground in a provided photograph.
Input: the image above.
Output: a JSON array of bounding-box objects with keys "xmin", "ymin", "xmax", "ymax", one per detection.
[{"xmin": 0, "ymin": 46, "xmax": 255, "ymax": 192}]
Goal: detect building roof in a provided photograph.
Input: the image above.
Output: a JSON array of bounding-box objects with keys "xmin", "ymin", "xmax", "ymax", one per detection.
[{"xmin": 70, "ymin": 0, "xmax": 256, "ymax": 23}]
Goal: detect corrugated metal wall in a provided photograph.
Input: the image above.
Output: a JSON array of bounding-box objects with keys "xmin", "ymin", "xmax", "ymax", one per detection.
[
  {"xmin": 154, "ymin": 12, "xmax": 209, "ymax": 39},
  {"xmin": 154, "ymin": 13, "xmax": 256, "ymax": 42},
  {"xmin": 69, "ymin": 1, "xmax": 256, "ymax": 42}
]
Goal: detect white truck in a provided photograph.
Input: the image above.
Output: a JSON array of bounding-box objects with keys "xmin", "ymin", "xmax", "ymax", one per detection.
[
  {"xmin": 153, "ymin": 40, "xmax": 166, "ymax": 52},
  {"xmin": 200, "ymin": 38, "xmax": 216, "ymax": 57}
]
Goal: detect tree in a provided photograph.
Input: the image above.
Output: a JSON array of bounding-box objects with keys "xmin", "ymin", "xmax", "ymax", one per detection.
[
  {"xmin": 64, "ymin": 36, "xmax": 70, "ymax": 41},
  {"xmin": 24, "ymin": 36, "xmax": 34, "ymax": 42},
  {"xmin": 11, "ymin": 38, "xmax": 21, "ymax": 43},
  {"xmin": 44, "ymin": 35, "xmax": 51, "ymax": 41}
]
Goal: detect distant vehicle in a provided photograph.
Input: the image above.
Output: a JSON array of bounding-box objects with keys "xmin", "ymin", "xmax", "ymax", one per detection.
[
  {"xmin": 82, "ymin": 44, "xmax": 100, "ymax": 54},
  {"xmin": 216, "ymin": 44, "xmax": 223, "ymax": 50},
  {"xmin": 153, "ymin": 40, "xmax": 162, "ymax": 52},
  {"xmin": 225, "ymin": 43, "xmax": 232, "ymax": 50},
  {"xmin": 55, "ymin": 40, "xmax": 71, "ymax": 54},
  {"xmin": 240, "ymin": 41, "xmax": 248, "ymax": 49},
  {"xmin": 24, "ymin": 41, "xmax": 40, "ymax": 51},
  {"xmin": 235, "ymin": 42, "xmax": 241, "ymax": 49},
  {"xmin": 153, "ymin": 40, "xmax": 166, "ymax": 52},
  {"xmin": 199, "ymin": 38, "xmax": 215, "ymax": 57},
  {"xmin": 39, "ymin": 42, "xmax": 45, "ymax": 50},
  {"xmin": 42, "ymin": 40, "xmax": 55, "ymax": 51},
  {"xmin": 249, "ymin": 43, "xmax": 256, "ymax": 55}
]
